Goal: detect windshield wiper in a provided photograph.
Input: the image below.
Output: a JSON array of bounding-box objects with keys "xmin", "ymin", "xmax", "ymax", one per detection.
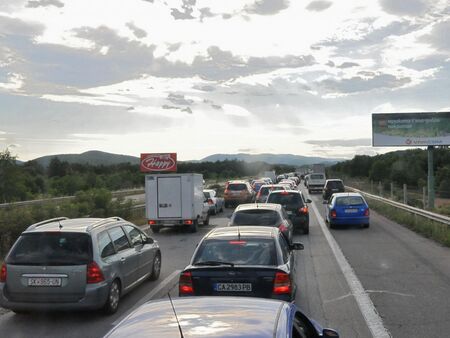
[{"xmin": 194, "ymin": 260, "xmax": 235, "ymax": 267}]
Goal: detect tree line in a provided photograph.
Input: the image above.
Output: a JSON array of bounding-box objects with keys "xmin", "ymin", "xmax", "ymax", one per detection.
[
  {"xmin": 328, "ymin": 148, "xmax": 450, "ymax": 197},
  {"xmin": 0, "ymin": 149, "xmax": 297, "ymax": 203}
]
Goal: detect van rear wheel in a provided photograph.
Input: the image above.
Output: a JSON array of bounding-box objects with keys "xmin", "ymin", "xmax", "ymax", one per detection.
[{"xmin": 188, "ymin": 220, "xmax": 198, "ymax": 233}]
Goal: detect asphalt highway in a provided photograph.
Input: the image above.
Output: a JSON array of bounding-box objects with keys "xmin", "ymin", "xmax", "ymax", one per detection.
[{"xmin": 1, "ymin": 186, "xmax": 449, "ymax": 338}]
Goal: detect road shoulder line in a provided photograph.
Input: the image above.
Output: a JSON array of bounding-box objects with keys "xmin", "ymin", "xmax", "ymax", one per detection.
[{"xmin": 310, "ymin": 201, "xmax": 391, "ymax": 338}]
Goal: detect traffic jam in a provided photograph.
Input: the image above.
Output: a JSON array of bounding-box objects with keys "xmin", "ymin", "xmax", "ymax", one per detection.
[{"xmin": 0, "ymin": 153, "xmax": 374, "ymax": 337}]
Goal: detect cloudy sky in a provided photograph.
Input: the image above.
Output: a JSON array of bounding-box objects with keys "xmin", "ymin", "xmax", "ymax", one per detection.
[{"xmin": 0, "ymin": 0, "xmax": 449, "ymax": 161}]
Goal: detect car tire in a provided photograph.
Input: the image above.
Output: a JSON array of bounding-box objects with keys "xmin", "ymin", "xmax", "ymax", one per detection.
[
  {"xmin": 225, "ymin": 201, "xmax": 229, "ymax": 208},
  {"xmin": 308, "ymin": 189, "xmax": 311, "ymax": 194},
  {"xmin": 203, "ymin": 214, "xmax": 210, "ymax": 226},
  {"xmin": 363, "ymin": 223, "xmax": 370, "ymax": 228},
  {"xmin": 303, "ymin": 226, "xmax": 309, "ymax": 235},
  {"xmin": 149, "ymin": 252, "xmax": 161, "ymax": 281},
  {"xmin": 151, "ymin": 225, "xmax": 161, "ymax": 233},
  {"xmin": 103, "ymin": 279, "xmax": 120, "ymax": 315},
  {"xmin": 329, "ymin": 222, "xmax": 335, "ymax": 229},
  {"xmin": 220, "ymin": 205, "xmax": 223, "ymax": 212},
  {"xmin": 188, "ymin": 220, "xmax": 198, "ymax": 233}
]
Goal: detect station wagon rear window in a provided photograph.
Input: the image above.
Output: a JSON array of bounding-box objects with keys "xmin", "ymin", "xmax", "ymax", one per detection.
[
  {"xmin": 7, "ymin": 233, "xmax": 92, "ymax": 266},
  {"xmin": 232, "ymin": 209, "xmax": 281, "ymax": 225},
  {"xmin": 267, "ymin": 193, "xmax": 304, "ymax": 207},
  {"xmin": 194, "ymin": 239, "xmax": 277, "ymax": 266}
]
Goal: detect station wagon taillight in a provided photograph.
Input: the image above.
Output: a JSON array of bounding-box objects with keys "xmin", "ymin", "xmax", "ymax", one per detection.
[
  {"xmin": 364, "ymin": 208, "xmax": 370, "ymax": 216},
  {"xmin": 298, "ymin": 206, "xmax": 308, "ymax": 214},
  {"xmin": 331, "ymin": 210, "xmax": 337, "ymax": 218},
  {"xmin": 0, "ymin": 263, "xmax": 6, "ymax": 283},
  {"xmin": 179, "ymin": 271, "xmax": 194, "ymax": 295},
  {"xmin": 207, "ymin": 198, "xmax": 214, "ymax": 205},
  {"xmin": 278, "ymin": 224, "xmax": 287, "ymax": 232},
  {"xmin": 87, "ymin": 262, "xmax": 105, "ymax": 284},
  {"xmin": 273, "ymin": 271, "xmax": 291, "ymax": 294}
]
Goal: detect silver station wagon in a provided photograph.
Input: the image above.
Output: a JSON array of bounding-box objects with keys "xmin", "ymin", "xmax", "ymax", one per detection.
[{"xmin": 0, "ymin": 217, "xmax": 161, "ymax": 314}]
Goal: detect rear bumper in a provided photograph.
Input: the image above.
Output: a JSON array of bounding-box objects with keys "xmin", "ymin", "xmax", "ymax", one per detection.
[
  {"xmin": 330, "ymin": 216, "xmax": 369, "ymax": 225},
  {"xmin": 290, "ymin": 215, "xmax": 309, "ymax": 229},
  {"xmin": 0, "ymin": 281, "xmax": 109, "ymax": 312}
]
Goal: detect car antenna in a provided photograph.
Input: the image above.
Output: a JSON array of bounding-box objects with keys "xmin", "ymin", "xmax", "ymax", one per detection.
[
  {"xmin": 58, "ymin": 219, "xmax": 63, "ymax": 230},
  {"xmin": 167, "ymin": 293, "xmax": 184, "ymax": 338}
]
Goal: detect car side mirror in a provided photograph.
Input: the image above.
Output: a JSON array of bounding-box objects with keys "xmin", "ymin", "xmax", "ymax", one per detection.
[
  {"xmin": 144, "ymin": 237, "xmax": 154, "ymax": 244},
  {"xmin": 306, "ymin": 199, "xmax": 312, "ymax": 203},
  {"xmin": 290, "ymin": 242, "xmax": 304, "ymax": 251},
  {"xmin": 322, "ymin": 328, "xmax": 339, "ymax": 337},
  {"xmin": 322, "ymin": 200, "xmax": 328, "ymax": 204}
]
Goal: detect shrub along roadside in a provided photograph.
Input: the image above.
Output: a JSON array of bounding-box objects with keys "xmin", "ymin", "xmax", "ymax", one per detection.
[
  {"xmin": 368, "ymin": 198, "xmax": 450, "ymax": 248},
  {"xmin": 0, "ymin": 188, "xmax": 133, "ymax": 259}
]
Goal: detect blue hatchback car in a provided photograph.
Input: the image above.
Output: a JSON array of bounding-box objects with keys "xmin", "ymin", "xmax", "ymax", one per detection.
[
  {"xmin": 325, "ymin": 193, "xmax": 370, "ymax": 229},
  {"xmin": 104, "ymin": 296, "xmax": 339, "ymax": 338}
]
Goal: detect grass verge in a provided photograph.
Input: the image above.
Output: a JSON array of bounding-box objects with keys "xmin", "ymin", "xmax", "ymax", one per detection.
[{"xmin": 368, "ymin": 198, "xmax": 450, "ymax": 247}]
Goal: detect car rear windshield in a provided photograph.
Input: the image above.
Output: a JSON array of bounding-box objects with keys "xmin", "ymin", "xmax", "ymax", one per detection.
[
  {"xmin": 328, "ymin": 181, "xmax": 344, "ymax": 189},
  {"xmin": 267, "ymin": 193, "xmax": 304, "ymax": 207},
  {"xmin": 6, "ymin": 233, "xmax": 92, "ymax": 266},
  {"xmin": 232, "ymin": 209, "xmax": 281, "ymax": 226},
  {"xmin": 193, "ymin": 238, "xmax": 277, "ymax": 266},
  {"xmin": 336, "ymin": 196, "xmax": 365, "ymax": 206},
  {"xmin": 228, "ymin": 184, "xmax": 247, "ymax": 191},
  {"xmin": 311, "ymin": 174, "xmax": 324, "ymax": 179}
]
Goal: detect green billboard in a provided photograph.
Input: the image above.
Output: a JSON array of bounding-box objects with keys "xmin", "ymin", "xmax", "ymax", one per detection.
[{"xmin": 372, "ymin": 112, "xmax": 450, "ymax": 146}]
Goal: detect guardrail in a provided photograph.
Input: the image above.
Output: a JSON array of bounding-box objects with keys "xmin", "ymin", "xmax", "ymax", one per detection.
[
  {"xmin": 346, "ymin": 186, "xmax": 450, "ymax": 226},
  {"xmin": 0, "ymin": 188, "xmax": 145, "ymax": 209}
]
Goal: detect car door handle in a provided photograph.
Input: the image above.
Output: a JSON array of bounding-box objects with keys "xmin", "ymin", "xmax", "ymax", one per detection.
[{"xmin": 120, "ymin": 257, "xmax": 126, "ymax": 262}]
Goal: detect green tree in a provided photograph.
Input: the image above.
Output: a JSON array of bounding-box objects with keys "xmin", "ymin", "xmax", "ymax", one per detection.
[{"xmin": 0, "ymin": 149, "xmax": 28, "ymax": 202}]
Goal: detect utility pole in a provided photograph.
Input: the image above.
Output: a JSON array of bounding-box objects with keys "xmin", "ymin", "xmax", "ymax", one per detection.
[{"xmin": 428, "ymin": 146, "xmax": 435, "ymax": 209}]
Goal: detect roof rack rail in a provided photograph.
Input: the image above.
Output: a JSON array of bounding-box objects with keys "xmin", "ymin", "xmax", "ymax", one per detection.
[
  {"xmin": 87, "ymin": 216, "xmax": 124, "ymax": 232},
  {"xmin": 26, "ymin": 217, "xmax": 69, "ymax": 231}
]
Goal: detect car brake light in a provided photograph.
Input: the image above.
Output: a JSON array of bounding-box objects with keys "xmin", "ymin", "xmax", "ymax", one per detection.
[
  {"xmin": 298, "ymin": 206, "xmax": 308, "ymax": 214},
  {"xmin": 148, "ymin": 220, "xmax": 156, "ymax": 225},
  {"xmin": 184, "ymin": 220, "xmax": 193, "ymax": 225},
  {"xmin": 273, "ymin": 271, "xmax": 291, "ymax": 294},
  {"xmin": 280, "ymin": 191, "xmax": 289, "ymax": 195},
  {"xmin": 279, "ymin": 224, "xmax": 287, "ymax": 232},
  {"xmin": 331, "ymin": 210, "xmax": 337, "ymax": 218},
  {"xmin": 364, "ymin": 208, "xmax": 370, "ymax": 216},
  {"xmin": 87, "ymin": 262, "xmax": 105, "ymax": 284},
  {"xmin": 229, "ymin": 240, "xmax": 247, "ymax": 245},
  {"xmin": 208, "ymin": 198, "xmax": 214, "ymax": 205},
  {"xmin": 179, "ymin": 271, "xmax": 194, "ymax": 295},
  {"xmin": 0, "ymin": 263, "xmax": 7, "ymax": 282}
]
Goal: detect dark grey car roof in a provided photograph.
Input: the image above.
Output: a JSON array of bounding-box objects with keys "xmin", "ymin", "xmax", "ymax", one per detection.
[{"xmin": 105, "ymin": 297, "xmax": 286, "ymax": 338}]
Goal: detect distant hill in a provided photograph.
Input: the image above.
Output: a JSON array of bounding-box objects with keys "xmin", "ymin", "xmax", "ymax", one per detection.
[
  {"xmin": 200, "ymin": 153, "xmax": 342, "ymax": 166},
  {"xmin": 32, "ymin": 150, "xmax": 140, "ymax": 167}
]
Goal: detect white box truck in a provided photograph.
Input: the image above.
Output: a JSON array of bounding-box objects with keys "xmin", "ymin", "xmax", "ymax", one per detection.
[{"xmin": 145, "ymin": 173, "xmax": 209, "ymax": 233}]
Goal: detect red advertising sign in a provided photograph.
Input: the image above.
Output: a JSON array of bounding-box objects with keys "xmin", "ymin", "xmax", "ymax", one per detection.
[{"xmin": 140, "ymin": 153, "xmax": 177, "ymax": 172}]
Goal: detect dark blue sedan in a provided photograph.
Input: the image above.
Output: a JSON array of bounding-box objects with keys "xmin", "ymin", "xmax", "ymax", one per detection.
[
  {"xmin": 325, "ymin": 192, "xmax": 370, "ymax": 229},
  {"xmin": 104, "ymin": 296, "xmax": 339, "ymax": 338}
]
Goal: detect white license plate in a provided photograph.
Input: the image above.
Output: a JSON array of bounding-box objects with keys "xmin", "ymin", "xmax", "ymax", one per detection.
[
  {"xmin": 214, "ymin": 283, "xmax": 252, "ymax": 292},
  {"xmin": 344, "ymin": 209, "xmax": 358, "ymax": 213},
  {"xmin": 286, "ymin": 211, "xmax": 293, "ymax": 215},
  {"xmin": 28, "ymin": 277, "xmax": 62, "ymax": 287}
]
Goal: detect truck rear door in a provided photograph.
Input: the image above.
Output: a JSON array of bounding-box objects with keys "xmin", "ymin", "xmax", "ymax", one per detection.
[{"xmin": 157, "ymin": 176, "xmax": 182, "ymax": 218}]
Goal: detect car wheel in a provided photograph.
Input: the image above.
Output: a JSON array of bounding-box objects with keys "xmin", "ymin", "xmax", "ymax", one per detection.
[
  {"xmin": 220, "ymin": 205, "xmax": 223, "ymax": 212},
  {"xmin": 308, "ymin": 189, "xmax": 311, "ymax": 194},
  {"xmin": 224, "ymin": 201, "xmax": 229, "ymax": 208},
  {"xmin": 188, "ymin": 220, "xmax": 198, "ymax": 233},
  {"xmin": 303, "ymin": 226, "xmax": 309, "ymax": 235},
  {"xmin": 103, "ymin": 279, "xmax": 120, "ymax": 315},
  {"xmin": 329, "ymin": 222, "xmax": 335, "ymax": 229},
  {"xmin": 203, "ymin": 214, "xmax": 210, "ymax": 226},
  {"xmin": 150, "ymin": 225, "xmax": 160, "ymax": 233},
  {"xmin": 363, "ymin": 223, "xmax": 370, "ymax": 228},
  {"xmin": 149, "ymin": 252, "xmax": 161, "ymax": 281}
]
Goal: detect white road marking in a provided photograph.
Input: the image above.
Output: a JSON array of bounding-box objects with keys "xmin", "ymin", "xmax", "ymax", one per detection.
[
  {"xmin": 310, "ymin": 201, "xmax": 392, "ymax": 338},
  {"xmin": 112, "ymin": 269, "xmax": 181, "ymax": 326}
]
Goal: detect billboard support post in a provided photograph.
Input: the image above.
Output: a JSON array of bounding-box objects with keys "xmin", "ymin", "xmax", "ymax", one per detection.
[{"xmin": 427, "ymin": 146, "xmax": 435, "ymax": 209}]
